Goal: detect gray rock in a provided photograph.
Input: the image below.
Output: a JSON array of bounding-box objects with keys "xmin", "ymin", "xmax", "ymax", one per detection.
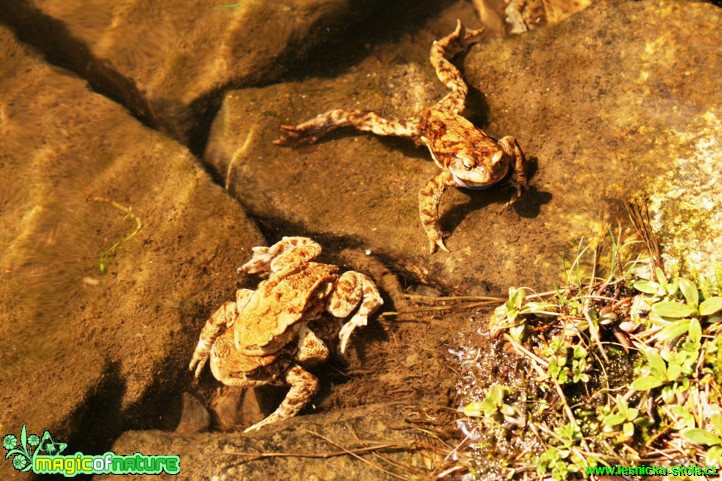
[
  {"xmin": 0, "ymin": 24, "xmax": 264, "ymax": 481},
  {"xmin": 96, "ymin": 403, "xmax": 445, "ymax": 481},
  {"xmin": 205, "ymin": 0, "xmax": 722, "ymax": 295}
]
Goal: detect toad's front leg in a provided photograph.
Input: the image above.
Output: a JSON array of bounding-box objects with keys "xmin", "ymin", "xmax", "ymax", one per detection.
[
  {"xmin": 498, "ymin": 136, "xmax": 528, "ymax": 204},
  {"xmin": 189, "ymin": 300, "xmax": 241, "ymax": 378},
  {"xmin": 419, "ymin": 169, "xmax": 458, "ymax": 253},
  {"xmin": 274, "ymin": 109, "xmax": 419, "ymax": 145}
]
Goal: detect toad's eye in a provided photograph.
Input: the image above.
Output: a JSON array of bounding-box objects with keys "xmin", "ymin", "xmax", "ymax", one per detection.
[{"xmin": 462, "ymin": 161, "xmax": 473, "ymax": 171}]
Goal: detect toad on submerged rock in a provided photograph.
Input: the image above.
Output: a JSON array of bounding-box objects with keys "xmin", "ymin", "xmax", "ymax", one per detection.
[
  {"xmin": 189, "ymin": 237, "xmax": 383, "ymax": 432},
  {"xmin": 275, "ymin": 21, "xmax": 528, "ymax": 253}
]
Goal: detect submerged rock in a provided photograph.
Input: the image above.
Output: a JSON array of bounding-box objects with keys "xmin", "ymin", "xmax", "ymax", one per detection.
[
  {"xmin": 0, "ymin": 0, "xmax": 388, "ymax": 143},
  {"xmin": 463, "ymin": 0, "xmax": 722, "ymax": 279},
  {"xmin": 205, "ymin": 0, "xmax": 722, "ymax": 295},
  {"xmin": 0, "ymin": 24, "xmax": 264, "ymax": 481}
]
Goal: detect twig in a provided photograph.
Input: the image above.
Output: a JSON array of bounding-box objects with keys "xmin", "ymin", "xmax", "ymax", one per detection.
[
  {"xmin": 348, "ymin": 424, "xmax": 428, "ymax": 478},
  {"xmin": 502, "ymin": 333, "xmax": 549, "ymax": 371},
  {"xmin": 218, "ymin": 442, "xmax": 406, "ymax": 461},
  {"xmin": 550, "ymin": 376, "xmax": 593, "ymax": 456},
  {"xmin": 380, "ymin": 300, "xmax": 500, "ymax": 318},
  {"xmin": 404, "ymin": 294, "xmax": 506, "ymax": 302},
  {"xmin": 436, "ymin": 464, "xmax": 466, "ymax": 479},
  {"xmin": 303, "ymin": 429, "xmax": 412, "ymax": 480},
  {"xmin": 625, "ymin": 199, "xmax": 663, "ymax": 273}
]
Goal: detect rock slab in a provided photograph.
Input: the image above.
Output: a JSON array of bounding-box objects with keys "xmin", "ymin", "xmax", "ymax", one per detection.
[
  {"xmin": 0, "ymin": 24, "xmax": 264, "ymax": 481},
  {"xmin": 205, "ymin": 0, "xmax": 722, "ymax": 294}
]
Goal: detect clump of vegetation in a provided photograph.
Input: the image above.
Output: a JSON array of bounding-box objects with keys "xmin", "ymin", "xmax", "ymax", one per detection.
[
  {"xmin": 450, "ymin": 220, "xmax": 722, "ymax": 479},
  {"xmin": 85, "ymin": 193, "xmax": 142, "ymax": 274}
]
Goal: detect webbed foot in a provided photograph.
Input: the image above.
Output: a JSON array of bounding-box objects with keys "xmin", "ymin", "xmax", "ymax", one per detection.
[
  {"xmin": 188, "ymin": 349, "xmax": 209, "ymax": 380},
  {"xmin": 338, "ymin": 314, "xmax": 368, "ymax": 354},
  {"xmin": 427, "ymin": 232, "xmax": 450, "ymax": 254}
]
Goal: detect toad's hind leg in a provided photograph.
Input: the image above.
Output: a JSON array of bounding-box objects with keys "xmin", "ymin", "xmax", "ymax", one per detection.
[
  {"xmin": 326, "ymin": 271, "xmax": 384, "ymax": 353},
  {"xmin": 240, "ymin": 236, "xmax": 322, "ymax": 275},
  {"xmin": 274, "ymin": 109, "xmax": 420, "ymax": 145},
  {"xmin": 419, "ymin": 169, "xmax": 458, "ymax": 253},
  {"xmin": 430, "ymin": 20, "xmax": 485, "ymax": 114},
  {"xmin": 244, "ymin": 365, "xmax": 319, "ymax": 432}
]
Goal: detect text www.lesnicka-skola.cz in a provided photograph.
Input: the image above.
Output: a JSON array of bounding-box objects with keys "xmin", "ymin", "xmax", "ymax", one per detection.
[{"xmin": 586, "ymin": 464, "xmax": 718, "ymax": 477}]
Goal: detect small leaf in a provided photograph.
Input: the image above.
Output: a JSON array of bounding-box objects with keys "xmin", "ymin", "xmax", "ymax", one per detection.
[
  {"xmin": 631, "ymin": 376, "xmax": 666, "ymax": 391},
  {"xmin": 678, "ymin": 278, "xmax": 699, "ymax": 307},
  {"xmin": 707, "ymin": 445, "xmax": 722, "ymax": 465},
  {"xmin": 700, "ymin": 297, "xmax": 722, "ymax": 316},
  {"xmin": 658, "ymin": 319, "xmax": 692, "ymax": 341},
  {"xmin": 479, "ymin": 398, "xmax": 500, "ymax": 416},
  {"xmin": 710, "ymin": 414, "xmax": 722, "ymax": 435},
  {"xmin": 633, "ymin": 280, "xmax": 660, "ymax": 294},
  {"xmin": 20, "ymin": 425, "xmax": 27, "ymax": 450},
  {"xmin": 500, "ymin": 404, "xmax": 517, "ymax": 417},
  {"xmin": 655, "ymin": 267, "xmax": 668, "ymax": 286},
  {"xmin": 688, "ymin": 317, "xmax": 701, "ymax": 345},
  {"xmin": 509, "ymin": 324, "xmax": 526, "ymax": 342},
  {"xmin": 666, "ymin": 362, "xmax": 682, "ymax": 382},
  {"xmin": 671, "ymin": 405, "xmax": 695, "ymax": 429},
  {"xmin": 623, "ymin": 421, "xmax": 635, "ymax": 438},
  {"xmin": 645, "ymin": 349, "xmax": 667, "ymax": 379},
  {"xmin": 681, "ymin": 428, "xmax": 722, "ymax": 446},
  {"xmin": 573, "ymin": 345, "xmax": 587, "ymax": 359},
  {"xmin": 661, "ymin": 385, "xmax": 676, "ymax": 404},
  {"xmin": 463, "ymin": 401, "xmax": 485, "ymax": 417},
  {"xmin": 520, "ymin": 302, "xmax": 558, "ymax": 316},
  {"xmin": 651, "ymin": 301, "xmax": 696, "ymax": 318},
  {"xmin": 625, "ymin": 408, "xmax": 639, "ymax": 422},
  {"xmin": 488, "ymin": 384, "xmax": 507, "ymax": 405},
  {"xmin": 509, "ymin": 287, "xmax": 526, "ymax": 308},
  {"xmin": 665, "ymin": 279, "xmax": 679, "ymax": 296}
]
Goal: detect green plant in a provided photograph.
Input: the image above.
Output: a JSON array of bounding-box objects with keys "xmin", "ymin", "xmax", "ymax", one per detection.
[
  {"xmin": 602, "ymin": 395, "xmax": 639, "ymax": 442},
  {"xmin": 454, "ymin": 227, "xmax": 722, "ymax": 480},
  {"xmin": 463, "ymin": 384, "xmax": 524, "ymax": 428},
  {"xmin": 681, "ymin": 414, "xmax": 722, "ymax": 465},
  {"xmin": 536, "ymin": 424, "xmax": 592, "ymax": 480},
  {"xmin": 86, "ymin": 194, "xmax": 143, "ymax": 274}
]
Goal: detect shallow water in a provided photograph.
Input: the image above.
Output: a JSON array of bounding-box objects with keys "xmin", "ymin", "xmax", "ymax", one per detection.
[{"xmin": 1, "ymin": 0, "xmax": 721, "ymax": 479}]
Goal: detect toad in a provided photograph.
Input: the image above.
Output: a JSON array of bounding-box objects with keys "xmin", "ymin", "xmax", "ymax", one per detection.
[
  {"xmin": 274, "ymin": 21, "xmax": 528, "ymax": 253},
  {"xmin": 188, "ymin": 237, "xmax": 383, "ymax": 432}
]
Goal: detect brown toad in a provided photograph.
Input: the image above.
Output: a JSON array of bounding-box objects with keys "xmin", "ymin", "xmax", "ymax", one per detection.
[
  {"xmin": 188, "ymin": 237, "xmax": 383, "ymax": 432},
  {"xmin": 274, "ymin": 21, "xmax": 528, "ymax": 253}
]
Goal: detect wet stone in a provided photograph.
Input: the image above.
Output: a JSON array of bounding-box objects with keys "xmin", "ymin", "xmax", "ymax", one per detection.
[
  {"xmin": 97, "ymin": 403, "xmax": 448, "ymax": 481},
  {"xmin": 463, "ymin": 0, "xmax": 722, "ymax": 279},
  {"xmin": 0, "ymin": 24, "xmax": 264, "ymax": 481},
  {"xmin": 205, "ymin": 0, "xmax": 722, "ymax": 296},
  {"xmin": 0, "ymin": 0, "xmax": 388, "ymax": 143}
]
